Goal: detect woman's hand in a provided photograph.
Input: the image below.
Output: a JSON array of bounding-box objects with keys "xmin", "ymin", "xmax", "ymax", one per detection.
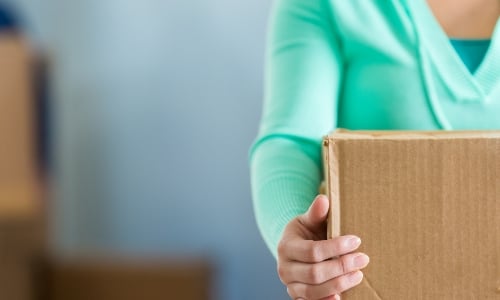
[{"xmin": 277, "ymin": 195, "xmax": 369, "ymax": 300}]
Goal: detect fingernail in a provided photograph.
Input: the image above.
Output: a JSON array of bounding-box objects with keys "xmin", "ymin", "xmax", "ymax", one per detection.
[
  {"xmin": 345, "ymin": 236, "xmax": 361, "ymax": 248},
  {"xmin": 334, "ymin": 294, "xmax": 341, "ymax": 300},
  {"xmin": 348, "ymin": 270, "xmax": 363, "ymax": 284},
  {"xmin": 352, "ymin": 253, "xmax": 369, "ymax": 268}
]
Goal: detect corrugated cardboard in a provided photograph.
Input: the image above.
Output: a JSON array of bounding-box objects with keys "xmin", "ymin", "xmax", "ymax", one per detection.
[{"xmin": 322, "ymin": 129, "xmax": 500, "ymax": 299}]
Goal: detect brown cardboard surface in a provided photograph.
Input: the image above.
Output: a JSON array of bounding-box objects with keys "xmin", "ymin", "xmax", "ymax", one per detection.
[
  {"xmin": 0, "ymin": 183, "xmax": 40, "ymax": 220},
  {"xmin": 0, "ymin": 216, "xmax": 44, "ymax": 300},
  {"xmin": 322, "ymin": 129, "xmax": 500, "ymax": 299},
  {"xmin": 0, "ymin": 33, "xmax": 36, "ymax": 185},
  {"xmin": 0, "ymin": 33, "xmax": 43, "ymax": 300},
  {"xmin": 0, "ymin": 33, "xmax": 38, "ymax": 220},
  {"xmin": 41, "ymin": 257, "xmax": 213, "ymax": 300}
]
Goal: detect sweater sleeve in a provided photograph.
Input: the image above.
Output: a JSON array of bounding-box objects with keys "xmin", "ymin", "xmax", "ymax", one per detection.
[{"xmin": 249, "ymin": 0, "xmax": 343, "ymax": 258}]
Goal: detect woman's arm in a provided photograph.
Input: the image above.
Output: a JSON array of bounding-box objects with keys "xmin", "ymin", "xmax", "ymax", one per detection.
[
  {"xmin": 250, "ymin": 2, "xmax": 369, "ymax": 298},
  {"xmin": 249, "ymin": 0, "xmax": 343, "ymax": 258}
]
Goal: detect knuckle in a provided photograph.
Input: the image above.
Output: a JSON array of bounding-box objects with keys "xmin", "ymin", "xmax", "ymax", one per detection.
[
  {"xmin": 329, "ymin": 258, "xmax": 343, "ymax": 277},
  {"xmin": 286, "ymin": 283, "xmax": 299, "ymax": 298},
  {"xmin": 302, "ymin": 284, "xmax": 316, "ymax": 299},
  {"xmin": 331, "ymin": 278, "xmax": 345, "ymax": 294},
  {"xmin": 306, "ymin": 264, "xmax": 323, "ymax": 284},
  {"xmin": 277, "ymin": 239, "xmax": 288, "ymax": 256},
  {"xmin": 276, "ymin": 263, "xmax": 287, "ymax": 283},
  {"xmin": 307, "ymin": 242, "xmax": 322, "ymax": 262},
  {"xmin": 288, "ymin": 282, "xmax": 315, "ymax": 299},
  {"xmin": 331, "ymin": 274, "xmax": 351, "ymax": 294},
  {"xmin": 330, "ymin": 237, "xmax": 345, "ymax": 255},
  {"xmin": 339, "ymin": 255, "xmax": 350, "ymax": 274}
]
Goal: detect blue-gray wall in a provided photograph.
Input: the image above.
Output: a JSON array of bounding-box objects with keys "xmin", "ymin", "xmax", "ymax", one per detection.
[{"xmin": 6, "ymin": 0, "xmax": 287, "ymax": 298}]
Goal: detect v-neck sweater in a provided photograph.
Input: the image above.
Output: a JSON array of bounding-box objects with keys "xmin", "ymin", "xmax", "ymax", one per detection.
[
  {"xmin": 450, "ymin": 39, "xmax": 491, "ymax": 74},
  {"xmin": 249, "ymin": 0, "xmax": 500, "ymax": 258}
]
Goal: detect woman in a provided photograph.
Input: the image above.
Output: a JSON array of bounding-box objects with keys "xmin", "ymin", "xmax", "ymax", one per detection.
[{"xmin": 249, "ymin": 0, "xmax": 499, "ymax": 299}]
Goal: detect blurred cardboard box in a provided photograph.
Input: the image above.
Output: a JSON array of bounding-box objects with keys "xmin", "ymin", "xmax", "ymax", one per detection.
[
  {"xmin": 41, "ymin": 257, "xmax": 213, "ymax": 300},
  {"xmin": 0, "ymin": 32, "xmax": 39, "ymax": 218},
  {"xmin": 322, "ymin": 129, "xmax": 500, "ymax": 299},
  {"xmin": 0, "ymin": 215, "xmax": 43, "ymax": 300},
  {"xmin": 0, "ymin": 32, "xmax": 43, "ymax": 300},
  {"xmin": 0, "ymin": 30, "xmax": 37, "ymax": 178}
]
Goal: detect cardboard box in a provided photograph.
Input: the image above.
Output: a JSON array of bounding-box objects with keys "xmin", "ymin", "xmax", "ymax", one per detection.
[
  {"xmin": 0, "ymin": 32, "xmax": 39, "ymax": 219},
  {"xmin": 322, "ymin": 129, "xmax": 500, "ymax": 299},
  {"xmin": 41, "ymin": 257, "xmax": 213, "ymax": 300},
  {"xmin": 0, "ymin": 33, "xmax": 36, "ymax": 184},
  {"xmin": 0, "ymin": 32, "xmax": 44, "ymax": 300},
  {"xmin": 0, "ymin": 216, "xmax": 44, "ymax": 300}
]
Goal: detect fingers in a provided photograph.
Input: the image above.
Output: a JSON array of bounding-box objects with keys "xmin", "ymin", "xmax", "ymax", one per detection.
[
  {"xmin": 287, "ymin": 270, "xmax": 364, "ymax": 300},
  {"xmin": 277, "ymin": 195, "xmax": 368, "ymax": 300},
  {"xmin": 279, "ymin": 252, "xmax": 369, "ymax": 285},
  {"xmin": 278, "ymin": 235, "xmax": 362, "ymax": 263},
  {"xmin": 319, "ymin": 295, "xmax": 340, "ymax": 300},
  {"xmin": 297, "ymin": 194, "xmax": 330, "ymax": 230}
]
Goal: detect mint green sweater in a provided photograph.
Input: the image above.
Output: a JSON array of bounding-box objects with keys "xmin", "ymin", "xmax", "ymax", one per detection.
[{"xmin": 249, "ymin": 0, "xmax": 500, "ymax": 258}]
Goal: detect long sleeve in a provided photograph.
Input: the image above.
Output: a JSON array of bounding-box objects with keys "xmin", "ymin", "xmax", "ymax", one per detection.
[{"xmin": 249, "ymin": 0, "xmax": 343, "ymax": 258}]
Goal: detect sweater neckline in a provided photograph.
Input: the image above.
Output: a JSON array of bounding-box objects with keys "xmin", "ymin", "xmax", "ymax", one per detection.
[
  {"xmin": 449, "ymin": 39, "xmax": 491, "ymax": 74},
  {"xmin": 405, "ymin": 0, "xmax": 500, "ymax": 102}
]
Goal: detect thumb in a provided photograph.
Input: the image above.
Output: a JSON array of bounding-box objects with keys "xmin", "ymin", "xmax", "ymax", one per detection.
[{"xmin": 299, "ymin": 194, "xmax": 329, "ymax": 229}]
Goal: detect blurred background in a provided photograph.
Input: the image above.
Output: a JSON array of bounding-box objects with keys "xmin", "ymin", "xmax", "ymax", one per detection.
[{"xmin": 0, "ymin": 0, "xmax": 288, "ymax": 299}]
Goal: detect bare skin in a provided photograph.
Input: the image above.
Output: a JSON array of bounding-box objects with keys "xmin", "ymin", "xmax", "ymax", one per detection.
[
  {"xmin": 427, "ymin": 0, "xmax": 499, "ymax": 38},
  {"xmin": 277, "ymin": 2, "xmax": 499, "ymax": 300},
  {"xmin": 277, "ymin": 195, "xmax": 369, "ymax": 300}
]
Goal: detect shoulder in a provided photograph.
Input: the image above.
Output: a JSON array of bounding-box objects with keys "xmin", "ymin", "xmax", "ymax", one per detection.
[{"xmin": 324, "ymin": 0, "xmax": 414, "ymax": 42}]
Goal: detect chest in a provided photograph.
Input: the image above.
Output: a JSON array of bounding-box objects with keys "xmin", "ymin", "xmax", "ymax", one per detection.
[
  {"xmin": 333, "ymin": 1, "xmax": 500, "ymax": 130},
  {"xmin": 426, "ymin": 0, "xmax": 500, "ymax": 38}
]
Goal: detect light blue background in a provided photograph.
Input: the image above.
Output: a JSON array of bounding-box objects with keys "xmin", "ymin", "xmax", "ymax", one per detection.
[{"xmin": 4, "ymin": 0, "xmax": 287, "ymax": 298}]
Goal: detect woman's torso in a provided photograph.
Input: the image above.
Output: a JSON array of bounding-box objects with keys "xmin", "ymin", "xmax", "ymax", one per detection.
[{"xmin": 331, "ymin": 0, "xmax": 500, "ymax": 130}]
